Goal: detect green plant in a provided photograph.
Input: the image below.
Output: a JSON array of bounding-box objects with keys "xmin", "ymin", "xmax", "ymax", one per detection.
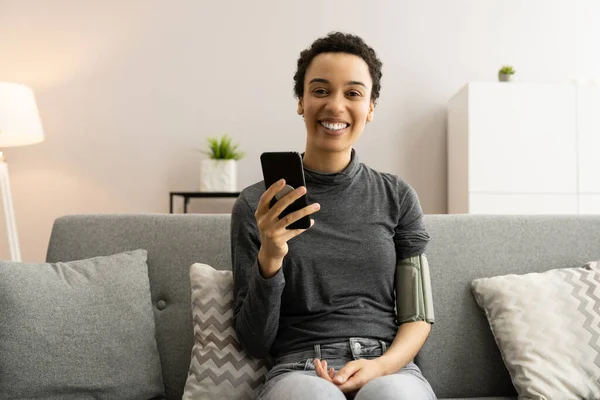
[
  {"xmin": 203, "ymin": 134, "xmax": 245, "ymax": 160},
  {"xmin": 499, "ymin": 65, "xmax": 515, "ymax": 75}
]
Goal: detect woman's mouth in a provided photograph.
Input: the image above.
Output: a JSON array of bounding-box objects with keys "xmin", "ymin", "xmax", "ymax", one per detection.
[{"xmin": 319, "ymin": 121, "xmax": 350, "ymax": 136}]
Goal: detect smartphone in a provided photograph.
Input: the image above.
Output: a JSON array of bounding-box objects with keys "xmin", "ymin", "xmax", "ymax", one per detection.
[{"xmin": 260, "ymin": 151, "xmax": 311, "ymax": 230}]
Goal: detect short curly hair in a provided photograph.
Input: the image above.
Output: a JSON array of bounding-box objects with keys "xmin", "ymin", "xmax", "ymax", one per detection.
[{"xmin": 293, "ymin": 32, "xmax": 383, "ymax": 105}]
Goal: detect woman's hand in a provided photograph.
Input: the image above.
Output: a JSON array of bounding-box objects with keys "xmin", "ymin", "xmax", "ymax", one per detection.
[
  {"xmin": 314, "ymin": 358, "xmax": 387, "ymax": 394},
  {"xmin": 255, "ymin": 179, "xmax": 320, "ymax": 278},
  {"xmin": 313, "ymin": 359, "xmax": 336, "ymax": 382}
]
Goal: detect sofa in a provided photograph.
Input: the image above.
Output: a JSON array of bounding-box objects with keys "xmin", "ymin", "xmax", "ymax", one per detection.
[{"xmin": 40, "ymin": 213, "xmax": 600, "ymax": 399}]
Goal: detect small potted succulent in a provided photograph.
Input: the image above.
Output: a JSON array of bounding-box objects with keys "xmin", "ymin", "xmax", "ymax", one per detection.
[
  {"xmin": 199, "ymin": 134, "xmax": 245, "ymax": 192},
  {"xmin": 498, "ymin": 65, "xmax": 515, "ymax": 82}
]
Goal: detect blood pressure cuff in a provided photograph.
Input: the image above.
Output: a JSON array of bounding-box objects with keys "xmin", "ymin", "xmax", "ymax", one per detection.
[{"xmin": 395, "ymin": 254, "xmax": 435, "ymax": 324}]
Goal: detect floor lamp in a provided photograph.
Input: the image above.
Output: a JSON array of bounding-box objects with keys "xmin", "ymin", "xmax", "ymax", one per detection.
[{"xmin": 0, "ymin": 82, "xmax": 45, "ymax": 261}]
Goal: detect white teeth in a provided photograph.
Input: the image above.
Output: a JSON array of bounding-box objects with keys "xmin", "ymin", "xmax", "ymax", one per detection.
[{"xmin": 320, "ymin": 121, "xmax": 349, "ymax": 131}]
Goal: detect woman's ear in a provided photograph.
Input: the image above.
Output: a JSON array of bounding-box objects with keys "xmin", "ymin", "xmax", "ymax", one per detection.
[
  {"xmin": 366, "ymin": 101, "xmax": 375, "ymax": 122},
  {"xmin": 297, "ymin": 98, "xmax": 304, "ymax": 116}
]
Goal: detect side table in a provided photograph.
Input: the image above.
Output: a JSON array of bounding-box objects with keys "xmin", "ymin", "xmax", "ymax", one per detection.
[{"xmin": 169, "ymin": 192, "xmax": 241, "ymax": 214}]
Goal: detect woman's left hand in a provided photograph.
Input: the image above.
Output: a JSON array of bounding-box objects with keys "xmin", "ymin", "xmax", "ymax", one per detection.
[
  {"xmin": 314, "ymin": 358, "xmax": 387, "ymax": 393},
  {"xmin": 313, "ymin": 359, "xmax": 336, "ymax": 382}
]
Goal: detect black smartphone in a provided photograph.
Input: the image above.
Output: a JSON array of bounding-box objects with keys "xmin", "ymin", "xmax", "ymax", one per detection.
[{"xmin": 260, "ymin": 151, "xmax": 311, "ymax": 230}]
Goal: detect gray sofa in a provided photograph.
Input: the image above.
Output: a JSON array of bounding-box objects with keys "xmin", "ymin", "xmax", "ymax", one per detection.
[{"xmin": 45, "ymin": 213, "xmax": 600, "ymax": 399}]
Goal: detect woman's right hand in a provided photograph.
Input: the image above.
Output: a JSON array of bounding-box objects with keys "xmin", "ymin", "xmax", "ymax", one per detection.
[{"xmin": 255, "ymin": 179, "xmax": 320, "ymax": 279}]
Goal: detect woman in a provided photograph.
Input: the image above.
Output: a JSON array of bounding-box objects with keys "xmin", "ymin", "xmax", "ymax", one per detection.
[{"xmin": 231, "ymin": 32, "xmax": 436, "ymax": 400}]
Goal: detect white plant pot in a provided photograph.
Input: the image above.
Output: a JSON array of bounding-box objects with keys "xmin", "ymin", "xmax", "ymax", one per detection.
[{"xmin": 200, "ymin": 159, "xmax": 237, "ymax": 192}]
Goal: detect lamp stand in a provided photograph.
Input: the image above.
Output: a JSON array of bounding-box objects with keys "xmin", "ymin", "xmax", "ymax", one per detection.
[{"xmin": 0, "ymin": 152, "xmax": 21, "ymax": 261}]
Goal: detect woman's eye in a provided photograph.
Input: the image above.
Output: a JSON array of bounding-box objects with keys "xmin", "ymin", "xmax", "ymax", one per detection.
[
  {"xmin": 314, "ymin": 89, "xmax": 328, "ymax": 95},
  {"xmin": 347, "ymin": 91, "xmax": 361, "ymax": 97}
]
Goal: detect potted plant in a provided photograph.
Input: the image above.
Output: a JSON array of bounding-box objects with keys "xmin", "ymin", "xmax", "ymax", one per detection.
[
  {"xmin": 498, "ymin": 65, "xmax": 515, "ymax": 82},
  {"xmin": 199, "ymin": 134, "xmax": 245, "ymax": 192}
]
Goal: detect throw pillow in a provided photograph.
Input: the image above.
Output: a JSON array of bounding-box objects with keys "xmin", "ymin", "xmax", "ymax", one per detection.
[
  {"xmin": 0, "ymin": 249, "xmax": 165, "ymax": 400},
  {"xmin": 183, "ymin": 263, "xmax": 269, "ymax": 400},
  {"xmin": 471, "ymin": 260, "xmax": 600, "ymax": 399}
]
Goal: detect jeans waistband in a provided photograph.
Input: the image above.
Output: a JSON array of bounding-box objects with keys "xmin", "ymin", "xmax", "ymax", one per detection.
[{"xmin": 274, "ymin": 338, "xmax": 391, "ymax": 365}]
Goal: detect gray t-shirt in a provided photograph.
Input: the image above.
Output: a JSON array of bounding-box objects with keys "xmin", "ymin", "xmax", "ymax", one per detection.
[{"xmin": 230, "ymin": 149, "xmax": 430, "ymax": 358}]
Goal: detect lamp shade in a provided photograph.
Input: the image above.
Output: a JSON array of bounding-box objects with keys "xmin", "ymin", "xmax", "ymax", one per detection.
[{"xmin": 0, "ymin": 82, "xmax": 45, "ymax": 147}]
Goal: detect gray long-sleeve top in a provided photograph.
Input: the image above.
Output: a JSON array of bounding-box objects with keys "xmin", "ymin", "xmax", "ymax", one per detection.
[{"xmin": 231, "ymin": 150, "xmax": 430, "ymax": 358}]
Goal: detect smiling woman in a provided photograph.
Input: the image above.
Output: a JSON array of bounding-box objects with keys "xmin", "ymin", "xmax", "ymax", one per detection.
[
  {"xmin": 231, "ymin": 32, "xmax": 436, "ymax": 400},
  {"xmin": 299, "ymin": 53, "xmax": 374, "ymax": 167},
  {"xmin": 293, "ymin": 33, "xmax": 381, "ymax": 174}
]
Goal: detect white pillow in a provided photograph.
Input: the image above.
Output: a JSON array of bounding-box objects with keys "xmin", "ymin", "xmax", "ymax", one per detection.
[
  {"xmin": 471, "ymin": 260, "xmax": 600, "ymax": 399},
  {"xmin": 183, "ymin": 263, "xmax": 269, "ymax": 400}
]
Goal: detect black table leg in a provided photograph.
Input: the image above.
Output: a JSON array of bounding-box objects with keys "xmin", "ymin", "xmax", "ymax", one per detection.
[
  {"xmin": 169, "ymin": 194, "xmax": 173, "ymax": 214},
  {"xmin": 184, "ymin": 197, "xmax": 189, "ymax": 214}
]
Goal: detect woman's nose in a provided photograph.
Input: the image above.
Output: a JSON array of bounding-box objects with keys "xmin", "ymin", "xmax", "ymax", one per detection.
[{"xmin": 325, "ymin": 92, "xmax": 345, "ymax": 114}]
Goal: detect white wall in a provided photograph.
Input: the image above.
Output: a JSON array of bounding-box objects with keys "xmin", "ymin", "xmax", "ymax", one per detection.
[{"xmin": 0, "ymin": 0, "xmax": 598, "ymax": 262}]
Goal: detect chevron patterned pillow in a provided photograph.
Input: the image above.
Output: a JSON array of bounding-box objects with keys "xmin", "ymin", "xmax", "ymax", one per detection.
[
  {"xmin": 471, "ymin": 260, "xmax": 600, "ymax": 399},
  {"xmin": 183, "ymin": 263, "xmax": 269, "ymax": 400}
]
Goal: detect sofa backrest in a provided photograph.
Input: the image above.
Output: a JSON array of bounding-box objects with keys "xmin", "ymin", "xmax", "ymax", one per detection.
[
  {"xmin": 420, "ymin": 214, "xmax": 600, "ymax": 398},
  {"xmin": 46, "ymin": 214, "xmax": 233, "ymax": 400},
  {"xmin": 46, "ymin": 214, "xmax": 600, "ymax": 399}
]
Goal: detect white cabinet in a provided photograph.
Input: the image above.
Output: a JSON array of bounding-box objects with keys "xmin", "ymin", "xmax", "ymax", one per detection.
[
  {"xmin": 580, "ymin": 195, "xmax": 600, "ymax": 215},
  {"xmin": 469, "ymin": 194, "xmax": 578, "ymax": 215},
  {"xmin": 578, "ymin": 86, "xmax": 600, "ymax": 194},
  {"xmin": 448, "ymin": 82, "xmax": 599, "ymax": 214}
]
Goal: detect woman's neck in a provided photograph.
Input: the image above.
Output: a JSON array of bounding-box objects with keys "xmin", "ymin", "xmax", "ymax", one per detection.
[{"xmin": 302, "ymin": 147, "xmax": 353, "ymax": 173}]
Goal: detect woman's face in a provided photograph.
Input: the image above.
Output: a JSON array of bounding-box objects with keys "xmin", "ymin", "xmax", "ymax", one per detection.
[{"xmin": 298, "ymin": 52, "xmax": 374, "ymax": 154}]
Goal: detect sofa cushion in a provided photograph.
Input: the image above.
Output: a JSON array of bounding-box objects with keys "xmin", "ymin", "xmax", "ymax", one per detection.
[
  {"xmin": 471, "ymin": 260, "xmax": 600, "ymax": 399},
  {"xmin": 183, "ymin": 263, "xmax": 269, "ymax": 400},
  {"xmin": 0, "ymin": 249, "xmax": 165, "ymax": 400}
]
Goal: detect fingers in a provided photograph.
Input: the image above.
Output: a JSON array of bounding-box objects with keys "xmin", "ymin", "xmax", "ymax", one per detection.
[
  {"xmin": 274, "ymin": 201, "xmax": 320, "ymax": 232},
  {"xmin": 256, "ymin": 179, "xmax": 286, "ymax": 218},
  {"xmin": 313, "ymin": 359, "xmax": 325, "ymax": 378},
  {"xmin": 257, "ymin": 178, "xmax": 321, "ymax": 235},
  {"xmin": 338, "ymin": 372, "xmax": 365, "ymax": 393},
  {"xmin": 266, "ymin": 185, "xmax": 308, "ymax": 222},
  {"xmin": 280, "ymin": 219, "xmax": 316, "ymax": 242},
  {"xmin": 313, "ymin": 358, "xmax": 322, "ymax": 374},
  {"xmin": 255, "ymin": 180, "xmax": 319, "ymax": 266},
  {"xmin": 313, "ymin": 359, "xmax": 333, "ymax": 382},
  {"xmin": 333, "ymin": 362, "xmax": 360, "ymax": 385},
  {"xmin": 314, "ymin": 358, "xmax": 366, "ymax": 393},
  {"xmin": 336, "ymin": 360, "xmax": 372, "ymax": 393}
]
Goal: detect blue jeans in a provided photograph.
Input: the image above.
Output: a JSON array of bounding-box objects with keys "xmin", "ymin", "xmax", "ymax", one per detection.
[{"xmin": 258, "ymin": 338, "xmax": 436, "ymax": 400}]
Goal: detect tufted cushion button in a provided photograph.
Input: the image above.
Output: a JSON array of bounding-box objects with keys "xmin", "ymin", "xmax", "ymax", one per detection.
[{"xmin": 157, "ymin": 300, "xmax": 167, "ymax": 310}]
